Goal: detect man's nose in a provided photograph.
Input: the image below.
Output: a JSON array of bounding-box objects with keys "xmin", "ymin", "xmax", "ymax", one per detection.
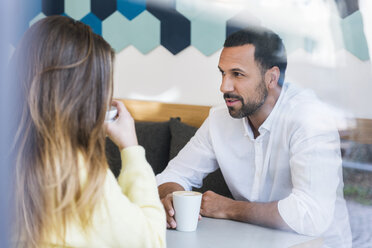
[{"xmin": 220, "ymin": 76, "xmax": 234, "ymax": 93}]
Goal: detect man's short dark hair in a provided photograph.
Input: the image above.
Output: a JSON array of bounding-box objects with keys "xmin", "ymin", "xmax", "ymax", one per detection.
[{"xmin": 224, "ymin": 27, "xmax": 287, "ymax": 86}]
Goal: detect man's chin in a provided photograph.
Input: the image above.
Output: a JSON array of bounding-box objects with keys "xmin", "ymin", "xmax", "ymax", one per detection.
[{"xmin": 227, "ymin": 107, "xmax": 244, "ymax": 119}]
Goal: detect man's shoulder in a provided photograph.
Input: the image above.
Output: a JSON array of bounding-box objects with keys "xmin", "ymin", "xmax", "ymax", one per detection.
[
  {"xmin": 282, "ymin": 83, "xmax": 327, "ymax": 116},
  {"xmin": 281, "ymin": 83, "xmax": 339, "ymax": 132}
]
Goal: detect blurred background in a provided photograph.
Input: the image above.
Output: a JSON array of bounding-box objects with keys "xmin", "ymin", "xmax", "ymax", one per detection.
[{"xmin": 4, "ymin": 0, "xmax": 372, "ymax": 247}]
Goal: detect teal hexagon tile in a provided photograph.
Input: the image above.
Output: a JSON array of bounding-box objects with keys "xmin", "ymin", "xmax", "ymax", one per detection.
[
  {"xmin": 29, "ymin": 12, "xmax": 46, "ymax": 27},
  {"xmin": 329, "ymin": 12, "xmax": 344, "ymax": 51},
  {"xmin": 191, "ymin": 17, "xmax": 225, "ymax": 56},
  {"xmin": 341, "ymin": 11, "xmax": 370, "ymax": 60},
  {"xmin": 130, "ymin": 11, "xmax": 160, "ymax": 54},
  {"xmin": 117, "ymin": 0, "xmax": 146, "ymax": 20},
  {"xmin": 177, "ymin": 0, "xmax": 238, "ymax": 21},
  {"xmin": 81, "ymin": 13, "xmax": 102, "ymax": 35},
  {"xmin": 176, "ymin": 0, "xmax": 206, "ymax": 20},
  {"xmin": 65, "ymin": 0, "xmax": 90, "ymax": 20},
  {"xmin": 303, "ymin": 37, "xmax": 316, "ymax": 53},
  {"xmin": 276, "ymin": 31, "xmax": 304, "ymax": 54},
  {"xmin": 226, "ymin": 9, "xmax": 262, "ymax": 37},
  {"xmin": 102, "ymin": 11, "xmax": 131, "ymax": 52}
]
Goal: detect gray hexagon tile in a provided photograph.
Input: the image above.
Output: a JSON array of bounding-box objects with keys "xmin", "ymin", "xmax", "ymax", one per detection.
[
  {"xmin": 102, "ymin": 11, "xmax": 131, "ymax": 52},
  {"xmin": 147, "ymin": 0, "xmax": 191, "ymax": 54},
  {"xmin": 42, "ymin": 0, "xmax": 64, "ymax": 16},
  {"xmin": 159, "ymin": 11, "xmax": 190, "ymax": 55},
  {"xmin": 91, "ymin": 0, "xmax": 116, "ymax": 21},
  {"xmin": 334, "ymin": 0, "xmax": 359, "ymax": 19}
]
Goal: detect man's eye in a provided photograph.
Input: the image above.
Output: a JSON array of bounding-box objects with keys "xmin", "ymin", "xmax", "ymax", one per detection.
[{"xmin": 233, "ymin": 72, "xmax": 243, "ymax": 77}]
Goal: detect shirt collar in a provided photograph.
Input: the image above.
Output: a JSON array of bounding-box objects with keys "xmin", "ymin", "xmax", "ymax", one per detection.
[
  {"xmin": 260, "ymin": 83, "xmax": 288, "ymax": 132},
  {"xmin": 241, "ymin": 83, "xmax": 289, "ymax": 137}
]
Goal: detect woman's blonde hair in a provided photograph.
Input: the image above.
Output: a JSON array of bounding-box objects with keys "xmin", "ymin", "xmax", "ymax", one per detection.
[{"xmin": 12, "ymin": 16, "xmax": 115, "ymax": 247}]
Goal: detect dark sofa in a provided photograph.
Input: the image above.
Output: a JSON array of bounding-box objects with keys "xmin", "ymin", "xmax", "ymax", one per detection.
[{"xmin": 105, "ymin": 117, "xmax": 233, "ymax": 198}]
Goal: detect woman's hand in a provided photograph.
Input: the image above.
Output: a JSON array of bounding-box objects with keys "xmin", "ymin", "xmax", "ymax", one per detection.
[{"xmin": 105, "ymin": 100, "xmax": 138, "ymax": 150}]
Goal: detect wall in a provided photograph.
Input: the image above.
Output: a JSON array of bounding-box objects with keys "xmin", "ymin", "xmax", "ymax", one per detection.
[
  {"xmin": 14, "ymin": 0, "xmax": 372, "ymax": 120},
  {"xmin": 111, "ymin": 0, "xmax": 372, "ymax": 120}
]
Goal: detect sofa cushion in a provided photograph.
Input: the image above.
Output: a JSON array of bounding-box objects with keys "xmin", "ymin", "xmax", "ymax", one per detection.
[
  {"xmin": 105, "ymin": 120, "xmax": 171, "ymax": 177},
  {"xmin": 136, "ymin": 121, "xmax": 171, "ymax": 174},
  {"xmin": 169, "ymin": 117, "xmax": 233, "ymax": 199},
  {"xmin": 169, "ymin": 117, "xmax": 198, "ymax": 160}
]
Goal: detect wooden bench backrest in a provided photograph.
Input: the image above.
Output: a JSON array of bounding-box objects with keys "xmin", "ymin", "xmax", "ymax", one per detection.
[
  {"xmin": 119, "ymin": 99, "xmax": 372, "ymax": 144},
  {"xmin": 119, "ymin": 99, "xmax": 211, "ymax": 128}
]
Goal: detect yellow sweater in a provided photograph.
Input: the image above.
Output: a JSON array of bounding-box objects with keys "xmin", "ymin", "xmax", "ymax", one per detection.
[{"xmin": 51, "ymin": 146, "xmax": 166, "ymax": 247}]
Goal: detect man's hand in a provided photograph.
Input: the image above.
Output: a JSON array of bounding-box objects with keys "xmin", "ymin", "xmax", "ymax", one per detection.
[{"xmin": 200, "ymin": 190, "xmax": 233, "ymax": 219}]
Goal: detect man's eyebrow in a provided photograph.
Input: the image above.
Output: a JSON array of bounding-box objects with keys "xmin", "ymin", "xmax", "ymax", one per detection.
[
  {"xmin": 230, "ymin": 68, "xmax": 246, "ymax": 73},
  {"xmin": 218, "ymin": 67, "xmax": 245, "ymax": 72}
]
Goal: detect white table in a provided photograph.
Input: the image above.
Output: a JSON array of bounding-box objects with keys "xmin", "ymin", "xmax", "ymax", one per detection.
[{"xmin": 166, "ymin": 217, "xmax": 323, "ymax": 248}]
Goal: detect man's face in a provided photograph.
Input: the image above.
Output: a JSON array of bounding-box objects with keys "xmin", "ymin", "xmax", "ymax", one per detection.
[{"xmin": 218, "ymin": 44, "xmax": 268, "ymax": 118}]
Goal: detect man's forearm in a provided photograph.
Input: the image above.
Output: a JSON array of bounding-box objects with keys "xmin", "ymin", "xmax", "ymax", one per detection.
[
  {"xmin": 158, "ymin": 182, "xmax": 185, "ymax": 199},
  {"xmin": 227, "ymin": 200, "xmax": 292, "ymax": 231}
]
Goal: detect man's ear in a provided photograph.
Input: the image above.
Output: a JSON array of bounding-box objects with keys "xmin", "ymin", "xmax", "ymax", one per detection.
[{"xmin": 265, "ymin": 66, "xmax": 280, "ymax": 89}]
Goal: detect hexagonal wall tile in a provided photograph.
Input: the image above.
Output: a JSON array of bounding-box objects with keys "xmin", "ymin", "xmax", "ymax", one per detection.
[
  {"xmin": 65, "ymin": 0, "xmax": 90, "ymax": 20},
  {"xmin": 191, "ymin": 17, "xmax": 225, "ymax": 56},
  {"xmin": 177, "ymin": 0, "xmax": 239, "ymax": 21},
  {"xmin": 341, "ymin": 11, "xmax": 370, "ymax": 60},
  {"xmin": 130, "ymin": 11, "xmax": 160, "ymax": 54},
  {"xmin": 329, "ymin": 12, "xmax": 345, "ymax": 51},
  {"xmin": 117, "ymin": 0, "xmax": 146, "ymax": 20},
  {"xmin": 147, "ymin": 0, "xmax": 191, "ymax": 54},
  {"xmin": 160, "ymin": 10, "xmax": 190, "ymax": 55},
  {"xmin": 42, "ymin": 0, "xmax": 64, "ymax": 16},
  {"xmin": 176, "ymin": 0, "xmax": 205, "ymax": 20},
  {"xmin": 81, "ymin": 13, "xmax": 102, "ymax": 35},
  {"xmin": 146, "ymin": 0, "xmax": 176, "ymax": 20},
  {"xmin": 226, "ymin": 9, "xmax": 262, "ymax": 37},
  {"xmin": 102, "ymin": 11, "xmax": 131, "ymax": 52},
  {"xmin": 29, "ymin": 12, "xmax": 46, "ymax": 27},
  {"xmin": 334, "ymin": 0, "xmax": 359, "ymax": 18},
  {"xmin": 276, "ymin": 31, "xmax": 305, "ymax": 54},
  {"xmin": 177, "ymin": 0, "xmax": 240, "ymax": 55},
  {"xmin": 91, "ymin": 0, "xmax": 117, "ymax": 21}
]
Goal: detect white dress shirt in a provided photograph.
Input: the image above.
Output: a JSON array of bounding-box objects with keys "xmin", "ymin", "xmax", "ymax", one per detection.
[{"xmin": 156, "ymin": 83, "xmax": 351, "ymax": 248}]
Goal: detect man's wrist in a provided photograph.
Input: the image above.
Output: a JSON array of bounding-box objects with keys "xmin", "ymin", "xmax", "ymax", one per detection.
[{"xmin": 224, "ymin": 197, "xmax": 237, "ymax": 220}]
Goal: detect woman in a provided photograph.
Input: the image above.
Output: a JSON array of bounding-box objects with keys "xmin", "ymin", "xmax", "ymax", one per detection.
[{"xmin": 12, "ymin": 16, "xmax": 165, "ymax": 247}]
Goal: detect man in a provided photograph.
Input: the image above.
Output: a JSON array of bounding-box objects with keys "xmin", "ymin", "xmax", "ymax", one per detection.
[{"xmin": 156, "ymin": 27, "xmax": 351, "ymax": 248}]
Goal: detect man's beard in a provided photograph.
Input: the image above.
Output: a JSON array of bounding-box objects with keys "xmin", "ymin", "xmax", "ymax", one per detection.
[{"xmin": 224, "ymin": 79, "xmax": 268, "ymax": 119}]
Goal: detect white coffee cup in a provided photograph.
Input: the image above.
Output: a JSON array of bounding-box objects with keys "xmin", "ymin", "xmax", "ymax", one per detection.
[
  {"xmin": 172, "ymin": 191, "xmax": 202, "ymax": 232},
  {"xmin": 105, "ymin": 106, "xmax": 117, "ymax": 123}
]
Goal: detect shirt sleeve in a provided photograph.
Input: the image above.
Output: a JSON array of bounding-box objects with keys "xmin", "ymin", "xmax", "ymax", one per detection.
[
  {"xmin": 100, "ymin": 146, "xmax": 166, "ymax": 248},
  {"xmin": 156, "ymin": 116, "xmax": 219, "ymax": 191},
  {"xmin": 278, "ymin": 104, "xmax": 342, "ymax": 236}
]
